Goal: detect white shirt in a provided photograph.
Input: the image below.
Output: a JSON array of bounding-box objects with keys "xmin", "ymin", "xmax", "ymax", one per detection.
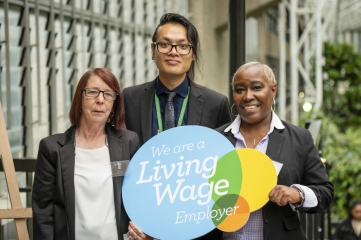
[{"xmin": 74, "ymin": 146, "xmax": 118, "ymax": 240}]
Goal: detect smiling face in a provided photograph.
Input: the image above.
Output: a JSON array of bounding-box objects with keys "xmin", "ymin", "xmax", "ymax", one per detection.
[
  {"xmin": 151, "ymin": 23, "xmax": 194, "ymax": 87},
  {"xmin": 80, "ymin": 75, "xmax": 115, "ymax": 128},
  {"xmin": 233, "ymin": 65, "xmax": 277, "ymax": 126}
]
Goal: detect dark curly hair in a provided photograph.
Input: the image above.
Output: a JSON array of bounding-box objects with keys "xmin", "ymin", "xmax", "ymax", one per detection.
[{"xmin": 348, "ymin": 200, "xmax": 361, "ymax": 219}]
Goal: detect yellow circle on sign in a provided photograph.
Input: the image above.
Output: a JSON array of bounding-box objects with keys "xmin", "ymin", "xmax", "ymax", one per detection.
[{"xmin": 237, "ymin": 148, "xmax": 277, "ymax": 212}]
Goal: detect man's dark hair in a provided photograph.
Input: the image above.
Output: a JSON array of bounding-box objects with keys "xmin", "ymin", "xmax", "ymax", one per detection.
[{"xmin": 152, "ymin": 13, "xmax": 200, "ymax": 80}]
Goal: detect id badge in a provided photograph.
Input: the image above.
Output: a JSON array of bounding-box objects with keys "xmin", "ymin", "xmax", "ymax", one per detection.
[{"xmin": 111, "ymin": 160, "xmax": 130, "ymax": 177}]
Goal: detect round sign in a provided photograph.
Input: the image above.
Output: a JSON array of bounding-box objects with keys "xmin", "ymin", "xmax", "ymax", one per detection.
[
  {"xmin": 122, "ymin": 126, "xmax": 234, "ymax": 239},
  {"xmin": 122, "ymin": 126, "xmax": 277, "ymax": 239}
]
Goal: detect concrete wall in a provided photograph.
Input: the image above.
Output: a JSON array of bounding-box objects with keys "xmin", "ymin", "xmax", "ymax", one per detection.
[
  {"xmin": 256, "ymin": 12, "xmax": 288, "ymax": 63},
  {"xmin": 188, "ymin": 0, "xmax": 286, "ymax": 98},
  {"xmin": 188, "ymin": 0, "xmax": 230, "ymax": 97}
]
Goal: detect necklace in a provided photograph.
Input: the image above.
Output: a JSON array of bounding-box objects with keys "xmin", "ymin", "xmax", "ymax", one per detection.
[
  {"xmin": 239, "ymin": 128, "xmax": 269, "ymax": 147},
  {"xmin": 74, "ymin": 132, "xmax": 108, "ymax": 156}
]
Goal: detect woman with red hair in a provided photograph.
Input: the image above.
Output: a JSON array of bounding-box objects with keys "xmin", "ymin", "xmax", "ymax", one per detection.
[{"xmin": 32, "ymin": 68, "xmax": 140, "ymax": 240}]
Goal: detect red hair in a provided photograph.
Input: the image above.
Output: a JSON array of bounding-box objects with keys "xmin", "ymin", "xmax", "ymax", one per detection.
[{"xmin": 69, "ymin": 68, "xmax": 126, "ymax": 131}]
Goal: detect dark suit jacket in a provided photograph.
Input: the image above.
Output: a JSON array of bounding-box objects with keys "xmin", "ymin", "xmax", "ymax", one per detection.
[
  {"xmin": 216, "ymin": 121, "xmax": 334, "ymax": 240},
  {"xmin": 32, "ymin": 124, "xmax": 140, "ymax": 240},
  {"xmin": 122, "ymin": 78, "xmax": 232, "ymax": 146},
  {"xmin": 122, "ymin": 79, "xmax": 230, "ymax": 239},
  {"xmin": 333, "ymin": 218, "xmax": 361, "ymax": 240}
]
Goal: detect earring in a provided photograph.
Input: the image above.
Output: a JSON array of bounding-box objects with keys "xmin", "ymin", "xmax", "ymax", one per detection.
[
  {"xmin": 152, "ymin": 56, "xmax": 155, "ymax": 60},
  {"xmin": 79, "ymin": 107, "xmax": 82, "ymax": 114},
  {"xmin": 231, "ymin": 103, "xmax": 238, "ymax": 116},
  {"xmin": 272, "ymin": 98, "xmax": 276, "ymax": 112},
  {"xmin": 107, "ymin": 112, "xmax": 114, "ymax": 123}
]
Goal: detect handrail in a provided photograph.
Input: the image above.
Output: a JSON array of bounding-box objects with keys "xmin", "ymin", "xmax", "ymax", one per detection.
[
  {"xmin": 0, "ymin": 158, "xmax": 36, "ymax": 172},
  {"xmin": 301, "ymin": 119, "xmax": 333, "ymax": 240}
]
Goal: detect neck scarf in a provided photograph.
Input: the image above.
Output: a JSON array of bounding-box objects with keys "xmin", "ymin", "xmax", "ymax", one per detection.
[{"xmin": 351, "ymin": 219, "xmax": 361, "ymax": 236}]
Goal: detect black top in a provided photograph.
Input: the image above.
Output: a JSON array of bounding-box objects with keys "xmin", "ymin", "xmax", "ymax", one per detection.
[{"xmin": 333, "ymin": 218, "xmax": 361, "ymax": 240}]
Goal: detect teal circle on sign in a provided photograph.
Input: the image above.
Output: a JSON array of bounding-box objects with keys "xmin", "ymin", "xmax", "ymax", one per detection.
[{"xmin": 122, "ymin": 126, "xmax": 235, "ymax": 240}]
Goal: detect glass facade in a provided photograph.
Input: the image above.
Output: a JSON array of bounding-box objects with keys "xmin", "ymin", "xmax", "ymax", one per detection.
[{"xmin": 0, "ymin": 1, "xmax": 188, "ymax": 239}]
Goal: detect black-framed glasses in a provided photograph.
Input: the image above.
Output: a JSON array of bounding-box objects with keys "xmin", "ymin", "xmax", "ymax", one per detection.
[
  {"xmin": 83, "ymin": 88, "xmax": 118, "ymax": 101},
  {"xmin": 152, "ymin": 42, "xmax": 192, "ymax": 55}
]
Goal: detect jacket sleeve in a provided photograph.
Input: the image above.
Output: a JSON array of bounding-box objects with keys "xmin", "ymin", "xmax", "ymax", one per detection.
[
  {"xmin": 32, "ymin": 138, "xmax": 56, "ymax": 240},
  {"xmin": 332, "ymin": 220, "xmax": 348, "ymax": 240},
  {"xmin": 299, "ymin": 130, "xmax": 334, "ymax": 213}
]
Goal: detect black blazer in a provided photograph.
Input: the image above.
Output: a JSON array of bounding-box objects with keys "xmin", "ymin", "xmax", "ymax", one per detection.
[
  {"xmin": 216, "ymin": 121, "xmax": 334, "ymax": 240},
  {"xmin": 333, "ymin": 218, "xmax": 361, "ymax": 240},
  {"xmin": 123, "ymin": 79, "xmax": 230, "ymax": 239},
  {"xmin": 32, "ymin": 124, "xmax": 140, "ymax": 240},
  {"xmin": 122, "ymin": 78, "xmax": 232, "ymax": 146}
]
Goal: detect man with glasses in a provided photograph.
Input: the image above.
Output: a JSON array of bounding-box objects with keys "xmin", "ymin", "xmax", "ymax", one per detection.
[
  {"xmin": 123, "ymin": 13, "xmax": 231, "ymax": 146},
  {"xmin": 123, "ymin": 13, "xmax": 230, "ymax": 240}
]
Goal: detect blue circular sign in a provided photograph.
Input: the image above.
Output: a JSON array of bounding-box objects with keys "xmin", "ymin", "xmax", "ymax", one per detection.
[{"xmin": 122, "ymin": 126, "xmax": 235, "ymax": 240}]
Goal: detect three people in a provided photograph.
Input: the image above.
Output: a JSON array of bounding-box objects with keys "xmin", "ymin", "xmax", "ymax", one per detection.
[
  {"xmin": 32, "ymin": 12, "xmax": 334, "ymax": 240},
  {"xmin": 216, "ymin": 62, "xmax": 334, "ymax": 240},
  {"xmin": 333, "ymin": 200, "xmax": 361, "ymax": 240},
  {"xmin": 32, "ymin": 68, "xmax": 140, "ymax": 240}
]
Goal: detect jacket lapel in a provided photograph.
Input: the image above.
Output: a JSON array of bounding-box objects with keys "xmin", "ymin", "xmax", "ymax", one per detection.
[
  {"xmin": 140, "ymin": 81, "xmax": 155, "ymax": 144},
  {"xmin": 58, "ymin": 127, "xmax": 76, "ymax": 240},
  {"xmin": 187, "ymin": 81, "xmax": 203, "ymax": 125},
  {"xmin": 266, "ymin": 128, "xmax": 288, "ymax": 186},
  {"xmin": 106, "ymin": 125, "xmax": 127, "ymax": 240},
  {"xmin": 265, "ymin": 128, "xmax": 285, "ymax": 163},
  {"xmin": 223, "ymin": 130, "xmax": 237, "ymax": 146}
]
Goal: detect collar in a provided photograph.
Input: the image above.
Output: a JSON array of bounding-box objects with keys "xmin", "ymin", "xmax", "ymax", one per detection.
[
  {"xmin": 224, "ymin": 111, "xmax": 285, "ymax": 134},
  {"xmin": 155, "ymin": 76, "xmax": 189, "ymax": 97}
]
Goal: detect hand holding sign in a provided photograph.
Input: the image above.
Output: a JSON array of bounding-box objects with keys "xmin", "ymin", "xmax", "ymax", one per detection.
[{"xmin": 122, "ymin": 126, "xmax": 277, "ymax": 240}]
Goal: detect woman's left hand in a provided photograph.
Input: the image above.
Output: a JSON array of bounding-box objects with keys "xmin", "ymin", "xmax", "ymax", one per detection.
[
  {"xmin": 128, "ymin": 221, "xmax": 154, "ymax": 240},
  {"xmin": 268, "ymin": 185, "xmax": 301, "ymax": 206}
]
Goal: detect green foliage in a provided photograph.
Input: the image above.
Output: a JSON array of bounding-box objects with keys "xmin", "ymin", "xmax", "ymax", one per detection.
[
  {"xmin": 316, "ymin": 42, "xmax": 361, "ymax": 220},
  {"xmin": 321, "ymin": 115, "xmax": 361, "ymax": 220},
  {"xmin": 322, "ymin": 42, "xmax": 361, "ymax": 130}
]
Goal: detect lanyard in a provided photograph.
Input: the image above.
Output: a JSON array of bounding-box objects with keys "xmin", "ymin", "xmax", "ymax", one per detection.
[{"xmin": 154, "ymin": 86, "xmax": 190, "ymax": 133}]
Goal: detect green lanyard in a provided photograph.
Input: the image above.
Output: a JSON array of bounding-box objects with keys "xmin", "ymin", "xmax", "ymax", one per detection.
[{"xmin": 154, "ymin": 86, "xmax": 190, "ymax": 133}]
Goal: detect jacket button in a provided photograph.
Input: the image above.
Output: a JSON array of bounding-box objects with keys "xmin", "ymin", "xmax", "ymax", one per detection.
[{"xmin": 264, "ymin": 219, "xmax": 268, "ymax": 224}]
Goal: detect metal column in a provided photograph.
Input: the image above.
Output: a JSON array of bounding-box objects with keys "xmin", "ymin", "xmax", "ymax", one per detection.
[
  {"xmin": 314, "ymin": 1, "xmax": 324, "ymax": 114},
  {"xmin": 228, "ymin": 0, "xmax": 246, "ymax": 104},
  {"xmin": 290, "ymin": 0, "xmax": 299, "ymax": 125},
  {"xmin": 278, "ymin": 2, "xmax": 286, "ymax": 120}
]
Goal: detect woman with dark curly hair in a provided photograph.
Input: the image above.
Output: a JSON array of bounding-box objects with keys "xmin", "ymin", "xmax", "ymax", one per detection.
[{"xmin": 333, "ymin": 200, "xmax": 361, "ymax": 240}]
